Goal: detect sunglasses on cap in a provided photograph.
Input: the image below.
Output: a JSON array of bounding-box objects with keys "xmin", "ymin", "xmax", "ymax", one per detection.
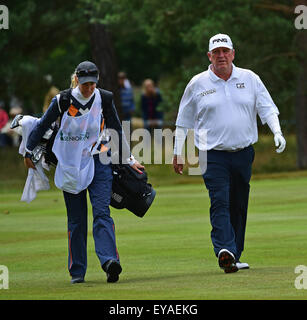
[{"xmin": 76, "ymin": 69, "xmax": 98, "ymax": 77}]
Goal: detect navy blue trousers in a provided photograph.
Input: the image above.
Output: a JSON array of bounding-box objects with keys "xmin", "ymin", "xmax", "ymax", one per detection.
[
  {"xmin": 203, "ymin": 145, "xmax": 255, "ymax": 261},
  {"xmin": 63, "ymin": 155, "xmax": 119, "ymax": 278}
]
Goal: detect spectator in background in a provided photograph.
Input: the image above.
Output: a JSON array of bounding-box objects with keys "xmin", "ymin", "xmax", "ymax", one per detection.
[
  {"xmin": 0, "ymin": 105, "xmax": 23, "ymax": 147},
  {"xmin": 141, "ymin": 79, "xmax": 163, "ymax": 134},
  {"xmin": 118, "ymin": 72, "xmax": 135, "ymax": 126},
  {"xmin": 0, "ymin": 102, "xmax": 9, "ymax": 130},
  {"xmin": 0, "ymin": 102, "xmax": 9, "ymax": 147}
]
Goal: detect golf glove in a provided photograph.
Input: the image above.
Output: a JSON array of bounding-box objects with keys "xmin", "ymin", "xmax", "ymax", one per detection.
[{"xmin": 274, "ymin": 132, "xmax": 286, "ymax": 153}]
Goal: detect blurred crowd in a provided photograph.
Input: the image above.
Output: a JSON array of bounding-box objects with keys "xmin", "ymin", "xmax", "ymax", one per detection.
[
  {"xmin": 0, "ymin": 72, "xmax": 163, "ymax": 148},
  {"xmin": 118, "ymin": 72, "xmax": 164, "ymax": 133},
  {"xmin": 0, "ymin": 101, "xmax": 23, "ymax": 148}
]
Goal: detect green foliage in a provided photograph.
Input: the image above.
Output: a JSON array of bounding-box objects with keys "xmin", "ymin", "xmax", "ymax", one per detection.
[
  {"xmin": 0, "ymin": 0, "xmax": 299, "ymax": 128},
  {"xmin": 128, "ymin": 0, "xmax": 298, "ymax": 127},
  {"xmin": 83, "ymin": 0, "xmax": 297, "ymax": 128},
  {"xmin": 0, "ymin": 0, "xmax": 90, "ymax": 113}
]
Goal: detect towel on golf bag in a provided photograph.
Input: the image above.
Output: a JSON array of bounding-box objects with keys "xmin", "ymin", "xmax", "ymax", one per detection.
[
  {"xmin": 21, "ymin": 160, "xmax": 50, "ymax": 203},
  {"xmin": 18, "ymin": 116, "xmax": 50, "ymax": 202},
  {"xmin": 110, "ymin": 164, "xmax": 156, "ymax": 217},
  {"xmin": 18, "ymin": 116, "xmax": 39, "ymax": 157}
]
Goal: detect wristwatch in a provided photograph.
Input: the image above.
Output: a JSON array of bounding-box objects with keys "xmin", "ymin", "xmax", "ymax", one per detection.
[{"xmin": 25, "ymin": 152, "xmax": 33, "ymax": 159}]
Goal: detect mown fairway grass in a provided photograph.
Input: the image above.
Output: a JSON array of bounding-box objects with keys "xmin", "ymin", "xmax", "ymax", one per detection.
[{"xmin": 1, "ymin": 176, "xmax": 307, "ymax": 300}]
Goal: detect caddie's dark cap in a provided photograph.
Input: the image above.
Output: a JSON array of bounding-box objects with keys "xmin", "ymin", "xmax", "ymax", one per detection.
[{"xmin": 76, "ymin": 61, "xmax": 99, "ymax": 84}]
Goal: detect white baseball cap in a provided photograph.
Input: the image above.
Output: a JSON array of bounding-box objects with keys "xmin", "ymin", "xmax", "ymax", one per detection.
[{"xmin": 209, "ymin": 33, "xmax": 233, "ymax": 51}]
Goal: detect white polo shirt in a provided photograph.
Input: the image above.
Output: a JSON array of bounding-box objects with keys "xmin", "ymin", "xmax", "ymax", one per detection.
[{"xmin": 175, "ymin": 64, "xmax": 279, "ymax": 151}]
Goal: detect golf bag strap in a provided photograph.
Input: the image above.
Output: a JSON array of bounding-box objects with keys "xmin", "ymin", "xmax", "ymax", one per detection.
[{"xmin": 58, "ymin": 88, "xmax": 72, "ymax": 125}]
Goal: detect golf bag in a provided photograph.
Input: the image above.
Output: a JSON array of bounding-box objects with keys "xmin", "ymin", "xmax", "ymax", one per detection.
[{"xmin": 110, "ymin": 164, "xmax": 156, "ymax": 217}]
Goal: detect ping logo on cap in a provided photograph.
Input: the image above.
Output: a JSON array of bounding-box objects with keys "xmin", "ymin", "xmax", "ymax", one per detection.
[
  {"xmin": 212, "ymin": 38, "xmax": 228, "ymax": 44},
  {"xmin": 209, "ymin": 33, "xmax": 233, "ymax": 51}
]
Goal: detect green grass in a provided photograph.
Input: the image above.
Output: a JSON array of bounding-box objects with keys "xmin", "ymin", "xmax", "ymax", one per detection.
[
  {"xmin": 0, "ymin": 133, "xmax": 300, "ymax": 191},
  {"xmin": 1, "ymin": 177, "xmax": 307, "ymax": 300}
]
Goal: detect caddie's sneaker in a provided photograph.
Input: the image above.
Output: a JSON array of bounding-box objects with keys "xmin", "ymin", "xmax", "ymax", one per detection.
[
  {"xmin": 236, "ymin": 261, "xmax": 250, "ymax": 270},
  {"xmin": 103, "ymin": 260, "xmax": 122, "ymax": 283},
  {"xmin": 218, "ymin": 249, "xmax": 238, "ymax": 273},
  {"xmin": 71, "ymin": 276, "xmax": 85, "ymax": 284}
]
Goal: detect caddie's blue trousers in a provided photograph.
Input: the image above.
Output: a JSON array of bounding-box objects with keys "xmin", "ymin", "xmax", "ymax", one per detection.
[
  {"xmin": 202, "ymin": 145, "xmax": 255, "ymax": 261},
  {"xmin": 63, "ymin": 154, "xmax": 119, "ymax": 278}
]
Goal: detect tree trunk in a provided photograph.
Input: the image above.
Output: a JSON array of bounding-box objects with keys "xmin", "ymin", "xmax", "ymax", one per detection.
[
  {"xmin": 89, "ymin": 23, "xmax": 122, "ymax": 120},
  {"xmin": 295, "ymin": 29, "xmax": 307, "ymax": 168}
]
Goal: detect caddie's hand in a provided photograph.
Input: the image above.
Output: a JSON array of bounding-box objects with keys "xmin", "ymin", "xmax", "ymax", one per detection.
[
  {"xmin": 173, "ymin": 155, "xmax": 184, "ymax": 175},
  {"xmin": 24, "ymin": 156, "xmax": 36, "ymax": 170},
  {"xmin": 274, "ymin": 132, "xmax": 286, "ymax": 153},
  {"xmin": 130, "ymin": 160, "xmax": 145, "ymax": 174}
]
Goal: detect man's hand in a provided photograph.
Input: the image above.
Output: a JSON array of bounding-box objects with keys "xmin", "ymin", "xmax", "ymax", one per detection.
[
  {"xmin": 130, "ymin": 160, "xmax": 145, "ymax": 174},
  {"xmin": 173, "ymin": 155, "xmax": 184, "ymax": 175},
  {"xmin": 24, "ymin": 157, "xmax": 36, "ymax": 170},
  {"xmin": 274, "ymin": 132, "xmax": 286, "ymax": 153}
]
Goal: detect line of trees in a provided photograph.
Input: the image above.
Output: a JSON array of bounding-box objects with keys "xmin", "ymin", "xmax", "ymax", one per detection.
[{"xmin": 0, "ymin": 0, "xmax": 306, "ymax": 167}]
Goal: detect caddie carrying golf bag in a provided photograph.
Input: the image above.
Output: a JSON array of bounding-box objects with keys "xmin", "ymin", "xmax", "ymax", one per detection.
[{"xmin": 12, "ymin": 88, "xmax": 156, "ymax": 217}]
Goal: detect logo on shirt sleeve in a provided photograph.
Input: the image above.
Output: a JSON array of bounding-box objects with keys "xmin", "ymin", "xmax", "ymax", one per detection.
[
  {"xmin": 236, "ymin": 83, "xmax": 245, "ymax": 89},
  {"xmin": 199, "ymin": 88, "xmax": 216, "ymax": 96}
]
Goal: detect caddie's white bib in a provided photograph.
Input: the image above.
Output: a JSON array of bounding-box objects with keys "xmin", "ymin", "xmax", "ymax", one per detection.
[{"xmin": 52, "ymin": 88, "xmax": 102, "ymax": 194}]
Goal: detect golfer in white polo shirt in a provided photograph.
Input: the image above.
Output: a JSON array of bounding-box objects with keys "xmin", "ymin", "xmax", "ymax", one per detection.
[{"xmin": 173, "ymin": 33, "xmax": 286, "ymax": 273}]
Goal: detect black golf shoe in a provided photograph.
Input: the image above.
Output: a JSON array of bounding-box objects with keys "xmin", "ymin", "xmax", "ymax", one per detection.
[{"xmin": 103, "ymin": 260, "xmax": 122, "ymax": 283}]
